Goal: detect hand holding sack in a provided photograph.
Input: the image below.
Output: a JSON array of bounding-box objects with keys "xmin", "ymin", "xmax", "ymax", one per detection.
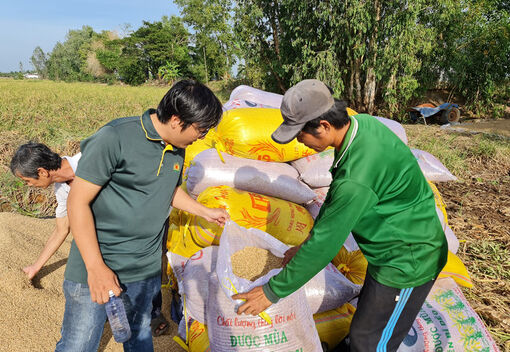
[
  {"xmin": 209, "ymin": 221, "xmax": 322, "ymax": 351},
  {"xmin": 195, "ymin": 186, "xmax": 313, "ymax": 248}
]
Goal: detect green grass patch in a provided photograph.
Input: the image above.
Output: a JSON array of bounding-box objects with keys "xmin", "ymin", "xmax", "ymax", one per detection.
[{"xmin": 466, "ymin": 240, "xmax": 510, "ymax": 281}]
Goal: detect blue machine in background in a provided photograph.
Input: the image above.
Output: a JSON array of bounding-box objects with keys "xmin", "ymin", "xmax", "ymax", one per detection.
[{"xmin": 409, "ymin": 102, "xmax": 460, "ymax": 125}]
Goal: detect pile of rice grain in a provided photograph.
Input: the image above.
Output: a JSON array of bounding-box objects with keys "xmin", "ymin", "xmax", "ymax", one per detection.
[{"xmin": 231, "ymin": 247, "xmax": 283, "ymax": 281}]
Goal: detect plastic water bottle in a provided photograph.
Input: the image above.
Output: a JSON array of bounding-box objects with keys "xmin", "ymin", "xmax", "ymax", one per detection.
[{"xmin": 105, "ymin": 290, "xmax": 131, "ymax": 343}]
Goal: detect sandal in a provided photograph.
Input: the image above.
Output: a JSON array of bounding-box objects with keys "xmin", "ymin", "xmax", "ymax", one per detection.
[{"xmin": 151, "ymin": 313, "xmax": 170, "ymax": 337}]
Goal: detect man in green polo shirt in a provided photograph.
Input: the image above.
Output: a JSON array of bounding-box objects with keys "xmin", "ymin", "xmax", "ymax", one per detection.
[
  {"xmin": 56, "ymin": 80, "xmax": 228, "ymax": 352},
  {"xmin": 233, "ymin": 79, "xmax": 448, "ymax": 351}
]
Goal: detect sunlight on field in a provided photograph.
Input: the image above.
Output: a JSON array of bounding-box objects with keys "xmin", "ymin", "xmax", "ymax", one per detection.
[{"xmin": 0, "ymin": 79, "xmax": 170, "ymax": 146}]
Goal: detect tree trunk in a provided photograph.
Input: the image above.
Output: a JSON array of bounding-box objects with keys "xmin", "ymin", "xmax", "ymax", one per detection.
[
  {"xmin": 264, "ymin": 56, "xmax": 286, "ymax": 93},
  {"xmin": 349, "ymin": 61, "xmax": 355, "ymax": 104},
  {"xmin": 203, "ymin": 46, "xmax": 208, "ymax": 83},
  {"xmin": 258, "ymin": 33, "xmax": 286, "ymax": 93},
  {"xmin": 270, "ymin": 1, "xmax": 281, "ymax": 61},
  {"xmin": 363, "ymin": 0, "xmax": 380, "ymax": 114},
  {"xmin": 385, "ymin": 71, "xmax": 397, "ymax": 114},
  {"xmin": 354, "ymin": 58, "xmax": 362, "ymax": 110}
]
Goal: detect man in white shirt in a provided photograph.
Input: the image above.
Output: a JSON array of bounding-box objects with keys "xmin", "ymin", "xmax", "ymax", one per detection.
[
  {"xmin": 11, "ymin": 142, "xmax": 172, "ymax": 337},
  {"xmin": 10, "ymin": 142, "xmax": 80, "ymax": 279}
]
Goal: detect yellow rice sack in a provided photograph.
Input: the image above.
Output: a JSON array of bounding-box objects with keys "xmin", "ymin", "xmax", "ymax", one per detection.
[
  {"xmin": 214, "ymin": 108, "xmax": 316, "ymax": 162},
  {"xmin": 314, "ymin": 303, "xmax": 356, "ymax": 350},
  {"xmin": 188, "ymin": 320, "xmax": 210, "ymax": 352},
  {"xmin": 195, "ymin": 186, "xmax": 313, "ymax": 247},
  {"xmin": 428, "ymin": 181, "xmax": 448, "ymax": 224},
  {"xmin": 166, "ymin": 208, "xmax": 205, "ymax": 258},
  {"xmin": 346, "ymin": 107, "xmax": 358, "ymax": 116},
  {"xmin": 180, "ymin": 303, "xmax": 357, "ymax": 352},
  {"xmin": 183, "ymin": 129, "xmax": 217, "ymax": 176},
  {"xmin": 172, "ymin": 320, "xmax": 210, "ymax": 352},
  {"xmin": 166, "ymin": 186, "xmax": 314, "ymax": 256},
  {"xmin": 332, "ymin": 247, "xmax": 368, "ymax": 285},
  {"xmin": 438, "ymin": 251, "xmax": 473, "ymax": 288}
]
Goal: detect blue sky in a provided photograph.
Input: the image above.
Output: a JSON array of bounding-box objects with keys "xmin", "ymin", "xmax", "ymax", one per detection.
[{"xmin": 0, "ymin": 0, "xmax": 180, "ymax": 72}]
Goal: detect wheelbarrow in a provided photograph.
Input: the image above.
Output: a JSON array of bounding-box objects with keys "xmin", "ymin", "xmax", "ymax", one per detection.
[{"xmin": 409, "ymin": 102, "xmax": 460, "ymax": 125}]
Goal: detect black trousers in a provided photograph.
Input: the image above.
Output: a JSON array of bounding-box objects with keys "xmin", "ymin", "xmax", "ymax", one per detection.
[{"xmin": 348, "ymin": 272, "xmax": 436, "ymax": 352}]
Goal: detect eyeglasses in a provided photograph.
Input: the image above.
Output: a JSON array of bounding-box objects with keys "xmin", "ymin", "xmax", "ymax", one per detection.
[{"xmin": 192, "ymin": 124, "xmax": 208, "ymax": 138}]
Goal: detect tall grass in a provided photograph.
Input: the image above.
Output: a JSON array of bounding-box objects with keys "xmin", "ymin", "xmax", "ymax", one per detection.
[{"xmin": 0, "ymin": 80, "xmax": 171, "ymax": 147}]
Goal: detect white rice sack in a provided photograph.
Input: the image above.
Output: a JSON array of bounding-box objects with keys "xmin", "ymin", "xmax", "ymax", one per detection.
[
  {"xmin": 435, "ymin": 206, "xmax": 460, "ymax": 254},
  {"xmin": 411, "ymin": 149, "xmax": 457, "ymax": 182},
  {"xmin": 182, "ymin": 242, "xmax": 358, "ymax": 326},
  {"xmin": 182, "ymin": 246, "xmax": 218, "ymax": 324},
  {"xmin": 186, "ymin": 149, "xmax": 316, "ymax": 204},
  {"xmin": 305, "ymin": 263, "xmax": 361, "ymax": 314},
  {"xmin": 223, "ymin": 99, "xmax": 273, "ymax": 110},
  {"xmin": 212, "ymin": 221, "xmax": 323, "ymax": 351},
  {"xmin": 397, "ymin": 278, "xmax": 500, "ymax": 352},
  {"xmin": 229, "ymin": 85, "xmax": 283, "ymax": 109},
  {"xmin": 374, "ymin": 116, "xmax": 408, "ymax": 145},
  {"xmin": 305, "ymin": 187, "xmax": 329, "ymax": 219},
  {"xmin": 167, "ymin": 250, "xmax": 189, "ymax": 293},
  {"xmin": 444, "ymin": 226, "xmax": 459, "ymax": 255},
  {"xmin": 290, "ymin": 150, "xmax": 334, "ymax": 188},
  {"xmin": 343, "ymin": 234, "xmax": 360, "ymax": 252},
  {"xmin": 207, "ymin": 272, "xmax": 322, "ymax": 352}
]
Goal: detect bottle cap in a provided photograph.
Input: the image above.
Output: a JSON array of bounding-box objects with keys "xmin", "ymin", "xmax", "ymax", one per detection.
[{"xmin": 108, "ymin": 290, "xmax": 115, "ymax": 297}]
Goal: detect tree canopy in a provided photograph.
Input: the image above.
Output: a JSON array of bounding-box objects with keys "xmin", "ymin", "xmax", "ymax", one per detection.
[{"xmin": 31, "ymin": 1, "xmax": 508, "ymax": 116}]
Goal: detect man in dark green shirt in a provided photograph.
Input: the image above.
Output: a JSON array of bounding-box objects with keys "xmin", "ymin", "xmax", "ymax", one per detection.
[
  {"xmin": 234, "ymin": 79, "xmax": 448, "ymax": 351},
  {"xmin": 56, "ymin": 80, "xmax": 229, "ymax": 352}
]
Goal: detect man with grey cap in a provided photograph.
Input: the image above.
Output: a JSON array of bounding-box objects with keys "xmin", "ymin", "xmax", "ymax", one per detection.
[{"xmin": 233, "ymin": 79, "xmax": 447, "ymax": 351}]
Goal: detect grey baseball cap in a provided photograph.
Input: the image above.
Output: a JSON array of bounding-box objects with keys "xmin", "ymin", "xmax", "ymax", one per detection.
[{"xmin": 272, "ymin": 79, "xmax": 334, "ymax": 144}]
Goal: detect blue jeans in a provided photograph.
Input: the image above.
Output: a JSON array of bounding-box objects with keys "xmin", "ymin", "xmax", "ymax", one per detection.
[{"xmin": 55, "ymin": 275, "xmax": 161, "ymax": 352}]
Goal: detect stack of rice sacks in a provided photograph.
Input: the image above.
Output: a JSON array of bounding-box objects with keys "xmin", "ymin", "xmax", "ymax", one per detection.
[
  {"xmin": 166, "ymin": 86, "xmax": 364, "ymax": 351},
  {"xmin": 166, "ymin": 85, "xmax": 486, "ymax": 352}
]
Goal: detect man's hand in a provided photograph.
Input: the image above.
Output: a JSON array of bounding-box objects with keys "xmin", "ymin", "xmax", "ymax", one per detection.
[
  {"xmin": 22, "ymin": 265, "xmax": 38, "ymax": 280},
  {"xmin": 232, "ymin": 286, "xmax": 272, "ymax": 316},
  {"xmin": 282, "ymin": 245, "xmax": 300, "ymax": 266},
  {"xmin": 282, "ymin": 233, "xmax": 310, "ymax": 266},
  {"xmin": 87, "ymin": 262, "xmax": 121, "ymax": 304},
  {"xmin": 172, "ymin": 187, "xmax": 229, "ymax": 226},
  {"xmin": 202, "ymin": 207, "xmax": 229, "ymax": 227}
]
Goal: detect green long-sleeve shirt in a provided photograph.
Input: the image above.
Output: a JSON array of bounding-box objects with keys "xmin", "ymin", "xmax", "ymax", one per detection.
[{"xmin": 264, "ymin": 114, "xmax": 448, "ymax": 302}]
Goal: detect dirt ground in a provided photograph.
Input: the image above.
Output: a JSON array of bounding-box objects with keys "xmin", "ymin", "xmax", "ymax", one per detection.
[
  {"xmin": 406, "ymin": 124, "xmax": 510, "ymax": 351},
  {"xmin": 0, "ymin": 212, "xmax": 182, "ymax": 352},
  {"xmin": 1, "ymin": 122, "xmax": 508, "ymax": 351},
  {"xmin": 443, "ymin": 119, "xmax": 510, "ymax": 139},
  {"xmin": 436, "ymin": 177, "xmax": 510, "ymax": 350}
]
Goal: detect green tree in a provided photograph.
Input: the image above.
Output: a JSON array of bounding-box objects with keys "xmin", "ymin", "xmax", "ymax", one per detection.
[
  {"xmin": 30, "ymin": 46, "xmax": 48, "ymax": 78},
  {"xmin": 96, "ymin": 37, "xmax": 147, "ymax": 85},
  {"xmin": 158, "ymin": 61, "xmax": 181, "ymax": 83},
  {"xmin": 423, "ymin": 0, "xmax": 510, "ymax": 108},
  {"xmin": 175, "ymin": 0, "xmax": 237, "ymax": 82},
  {"xmin": 46, "ymin": 26, "xmax": 97, "ymax": 81},
  {"xmin": 234, "ymin": 0, "xmax": 440, "ymax": 115},
  {"xmin": 131, "ymin": 16, "xmax": 192, "ymax": 79},
  {"xmin": 96, "ymin": 17, "xmax": 192, "ymax": 85}
]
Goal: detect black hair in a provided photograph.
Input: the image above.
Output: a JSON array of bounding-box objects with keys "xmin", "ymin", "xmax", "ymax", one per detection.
[
  {"xmin": 156, "ymin": 79, "xmax": 223, "ymax": 131},
  {"xmin": 301, "ymin": 99, "xmax": 350, "ymax": 136},
  {"xmin": 10, "ymin": 142, "xmax": 62, "ymax": 178}
]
